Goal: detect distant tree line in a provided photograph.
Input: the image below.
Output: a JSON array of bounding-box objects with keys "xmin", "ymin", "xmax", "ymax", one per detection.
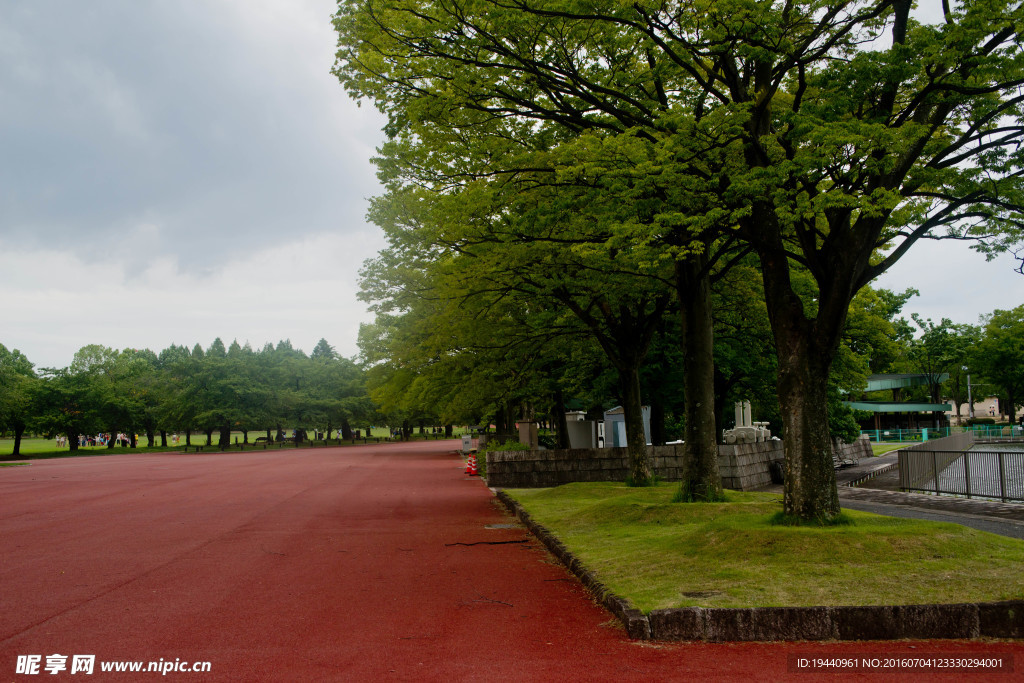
[
  {"xmin": 879, "ymin": 305, "xmax": 1024, "ymax": 426},
  {"xmin": 0, "ymin": 338, "xmax": 386, "ymax": 456}
]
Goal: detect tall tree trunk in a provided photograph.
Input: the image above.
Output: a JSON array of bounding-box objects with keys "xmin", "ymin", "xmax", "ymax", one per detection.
[
  {"xmin": 553, "ymin": 387, "xmax": 571, "ymax": 449},
  {"xmin": 649, "ymin": 401, "xmax": 666, "ymax": 447},
  {"xmin": 68, "ymin": 431, "xmax": 79, "ymax": 452},
  {"xmin": 758, "ymin": 238, "xmax": 845, "ymax": 521},
  {"xmin": 12, "ymin": 424, "xmax": 25, "ymax": 456},
  {"xmin": 341, "ymin": 419, "xmax": 353, "ymax": 440},
  {"xmin": 218, "ymin": 425, "xmax": 230, "ymax": 448},
  {"xmin": 205, "ymin": 429, "xmax": 213, "ymax": 446},
  {"xmin": 775, "ymin": 334, "xmax": 840, "ymax": 519},
  {"xmin": 676, "ymin": 255, "xmax": 722, "ymax": 500},
  {"xmin": 445, "ymin": 424, "xmax": 453, "ymax": 438},
  {"xmin": 618, "ymin": 364, "xmax": 652, "ymax": 485},
  {"xmin": 160, "ymin": 430, "xmax": 167, "ymax": 448},
  {"xmin": 107, "ymin": 427, "xmax": 117, "ymax": 448},
  {"xmin": 494, "ymin": 403, "xmax": 508, "ymax": 436}
]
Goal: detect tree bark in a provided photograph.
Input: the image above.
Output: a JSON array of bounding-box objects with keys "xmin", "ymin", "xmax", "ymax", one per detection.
[
  {"xmin": 553, "ymin": 387, "xmax": 571, "ymax": 449},
  {"xmin": 649, "ymin": 401, "xmax": 666, "ymax": 447},
  {"xmin": 12, "ymin": 424, "xmax": 24, "ymax": 456},
  {"xmin": 618, "ymin": 364, "xmax": 652, "ymax": 485},
  {"xmin": 775, "ymin": 334, "xmax": 840, "ymax": 519},
  {"xmin": 757, "ymin": 234, "xmax": 844, "ymax": 520},
  {"xmin": 676, "ymin": 255, "xmax": 723, "ymax": 500}
]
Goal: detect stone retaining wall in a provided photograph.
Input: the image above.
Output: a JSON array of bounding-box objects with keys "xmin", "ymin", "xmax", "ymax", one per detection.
[
  {"xmin": 835, "ymin": 435, "xmax": 873, "ymax": 463},
  {"xmin": 487, "ymin": 442, "xmax": 784, "ymax": 490},
  {"xmin": 717, "ymin": 442, "xmax": 784, "ymax": 490}
]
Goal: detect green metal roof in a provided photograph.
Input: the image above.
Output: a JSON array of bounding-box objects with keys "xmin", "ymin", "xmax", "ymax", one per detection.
[
  {"xmin": 864, "ymin": 374, "xmax": 949, "ymax": 392},
  {"xmin": 844, "ymin": 400, "xmax": 952, "ymax": 413}
]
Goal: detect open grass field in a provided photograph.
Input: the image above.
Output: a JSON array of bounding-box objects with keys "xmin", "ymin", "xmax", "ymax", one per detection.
[
  {"xmin": 0, "ymin": 428, "xmax": 458, "ymax": 459},
  {"xmin": 871, "ymin": 442, "xmax": 906, "ymax": 455},
  {"xmin": 506, "ymin": 482, "xmax": 1024, "ymax": 612}
]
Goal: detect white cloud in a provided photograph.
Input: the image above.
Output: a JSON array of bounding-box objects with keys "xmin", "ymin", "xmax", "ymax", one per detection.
[
  {"xmin": 0, "ymin": 228, "xmax": 386, "ymax": 369},
  {"xmin": 872, "ymin": 240, "xmax": 1023, "ymax": 326}
]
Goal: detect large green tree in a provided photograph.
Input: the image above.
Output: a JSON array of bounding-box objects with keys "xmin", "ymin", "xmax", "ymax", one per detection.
[
  {"xmin": 335, "ymin": 0, "xmax": 1024, "ymax": 520},
  {"xmin": 973, "ymin": 305, "xmax": 1024, "ymax": 423},
  {"xmin": 0, "ymin": 345, "xmax": 37, "ymax": 456}
]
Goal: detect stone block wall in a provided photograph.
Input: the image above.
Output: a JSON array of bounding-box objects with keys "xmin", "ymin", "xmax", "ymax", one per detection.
[
  {"xmin": 717, "ymin": 441, "xmax": 785, "ymax": 490},
  {"xmin": 486, "ymin": 441, "xmax": 784, "ymax": 490},
  {"xmin": 834, "ymin": 435, "xmax": 873, "ymax": 463}
]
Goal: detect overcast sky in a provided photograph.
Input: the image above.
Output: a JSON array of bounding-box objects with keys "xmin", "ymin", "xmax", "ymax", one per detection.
[
  {"xmin": 1, "ymin": 1, "xmax": 1021, "ymax": 370},
  {"xmin": 1, "ymin": 0, "xmax": 387, "ymax": 369}
]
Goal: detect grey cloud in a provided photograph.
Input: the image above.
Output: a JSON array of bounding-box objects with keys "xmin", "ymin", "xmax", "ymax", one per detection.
[{"xmin": 0, "ymin": 0, "xmax": 383, "ymax": 270}]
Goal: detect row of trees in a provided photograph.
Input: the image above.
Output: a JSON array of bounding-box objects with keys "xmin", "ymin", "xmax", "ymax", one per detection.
[
  {"xmin": 334, "ymin": 0, "xmax": 1024, "ymax": 520},
  {"xmin": 0, "ymin": 339, "xmax": 374, "ymax": 457},
  {"xmin": 879, "ymin": 305, "xmax": 1024, "ymax": 424}
]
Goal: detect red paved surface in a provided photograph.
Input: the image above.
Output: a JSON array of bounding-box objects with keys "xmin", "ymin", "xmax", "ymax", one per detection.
[{"xmin": 1, "ymin": 441, "xmax": 1021, "ymax": 682}]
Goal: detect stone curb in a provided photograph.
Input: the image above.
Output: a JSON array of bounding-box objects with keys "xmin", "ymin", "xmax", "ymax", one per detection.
[
  {"xmin": 493, "ymin": 489, "xmax": 1024, "ymax": 642},
  {"xmin": 494, "ymin": 490, "xmax": 650, "ymax": 639},
  {"xmin": 845, "ymin": 462, "xmax": 899, "ymax": 488}
]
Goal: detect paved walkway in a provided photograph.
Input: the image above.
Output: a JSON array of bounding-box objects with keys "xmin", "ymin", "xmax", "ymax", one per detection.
[
  {"xmin": 760, "ymin": 451, "xmax": 1024, "ymax": 539},
  {"xmin": 1, "ymin": 444, "xmax": 1019, "ymax": 681}
]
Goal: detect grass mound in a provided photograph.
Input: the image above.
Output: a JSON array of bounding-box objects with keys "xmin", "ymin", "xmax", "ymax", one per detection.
[{"xmin": 507, "ymin": 482, "xmax": 1024, "ymax": 612}]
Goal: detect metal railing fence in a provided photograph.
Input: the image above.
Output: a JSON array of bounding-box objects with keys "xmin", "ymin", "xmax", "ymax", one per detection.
[
  {"xmin": 862, "ymin": 425, "xmax": 1024, "ymax": 443},
  {"xmin": 898, "ymin": 449, "xmax": 1024, "ymax": 502}
]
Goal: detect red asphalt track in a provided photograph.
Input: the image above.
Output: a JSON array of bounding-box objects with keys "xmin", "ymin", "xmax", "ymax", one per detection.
[{"xmin": 1, "ymin": 441, "xmax": 1021, "ymax": 682}]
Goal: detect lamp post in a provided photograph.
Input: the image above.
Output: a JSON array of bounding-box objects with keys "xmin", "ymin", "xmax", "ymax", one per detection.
[{"xmin": 964, "ymin": 366, "xmax": 975, "ymax": 420}]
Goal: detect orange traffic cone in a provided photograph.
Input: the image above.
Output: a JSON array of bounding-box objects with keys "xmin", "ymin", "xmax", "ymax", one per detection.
[{"xmin": 466, "ymin": 454, "xmax": 478, "ymax": 476}]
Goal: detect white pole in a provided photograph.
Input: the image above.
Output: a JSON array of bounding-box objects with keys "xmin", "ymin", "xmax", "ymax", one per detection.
[{"xmin": 967, "ymin": 373, "xmax": 975, "ymax": 419}]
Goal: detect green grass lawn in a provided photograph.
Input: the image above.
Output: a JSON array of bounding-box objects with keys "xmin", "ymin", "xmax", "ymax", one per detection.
[
  {"xmin": 507, "ymin": 482, "xmax": 1024, "ymax": 612},
  {"xmin": 871, "ymin": 442, "xmax": 907, "ymax": 456}
]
